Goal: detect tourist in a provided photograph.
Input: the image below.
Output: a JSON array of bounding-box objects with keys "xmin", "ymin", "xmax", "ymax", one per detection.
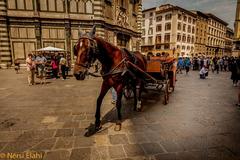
[
  {"xmin": 36, "ymin": 53, "xmax": 47, "ymax": 84},
  {"xmin": 184, "ymin": 57, "xmax": 191, "ymax": 75},
  {"xmin": 59, "ymin": 54, "xmax": 67, "ymax": 80},
  {"xmin": 230, "ymin": 58, "xmax": 240, "ymax": 87},
  {"xmin": 177, "ymin": 57, "xmax": 184, "ymax": 74},
  {"xmin": 199, "ymin": 66, "xmax": 208, "ymax": 79},
  {"xmin": 26, "ymin": 53, "xmax": 35, "ymax": 86},
  {"xmin": 50, "ymin": 56, "xmax": 59, "ymax": 79}
]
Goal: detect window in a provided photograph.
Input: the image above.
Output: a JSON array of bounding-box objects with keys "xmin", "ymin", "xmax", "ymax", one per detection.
[
  {"xmin": 142, "ymin": 20, "xmax": 145, "ymax": 26},
  {"xmin": 183, "ymin": 24, "xmax": 186, "ymax": 32},
  {"xmin": 192, "ymin": 27, "xmax": 195, "ymax": 34},
  {"xmin": 142, "ymin": 29, "xmax": 145, "ymax": 35},
  {"xmin": 164, "ymin": 44, "xmax": 170, "ymax": 49},
  {"xmin": 182, "ymin": 34, "xmax": 186, "ymax": 42},
  {"xmin": 120, "ymin": 0, "xmax": 127, "ymax": 9},
  {"xmin": 156, "ymin": 35, "xmax": 161, "ymax": 44},
  {"xmin": 177, "ymin": 34, "xmax": 181, "ymax": 42},
  {"xmin": 148, "ymin": 37, "xmax": 153, "ymax": 44},
  {"xmin": 150, "ymin": 12, "xmax": 153, "ymax": 17},
  {"xmin": 69, "ymin": 0, "xmax": 93, "ymax": 13},
  {"xmin": 156, "ymin": 16, "xmax": 162, "ymax": 22},
  {"xmin": 156, "ymin": 24, "xmax": 162, "ymax": 32},
  {"xmin": 187, "ymin": 35, "xmax": 191, "ymax": 43},
  {"xmin": 164, "ymin": 33, "xmax": 170, "ymax": 43},
  {"xmin": 187, "ymin": 46, "xmax": 190, "ymax": 50},
  {"xmin": 148, "ymin": 28, "xmax": 153, "ymax": 35},
  {"xmin": 183, "ymin": 16, "xmax": 187, "ymax": 22},
  {"xmin": 177, "ymin": 45, "xmax": 180, "ymax": 49},
  {"xmin": 141, "ymin": 38, "xmax": 145, "ymax": 45},
  {"xmin": 149, "ymin": 18, "xmax": 153, "ymax": 25},
  {"xmin": 182, "ymin": 45, "xmax": 186, "ymax": 50},
  {"xmin": 177, "ymin": 22, "xmax": 181, "ymax": 30},
  {"xmin": 187, "ymin": 25, "xmax": 191, "ymax": 33},
  {"xmin": 188, "ymin": 17, "xmax": 191, "ymax": 23},
  {"xmin": 8, "ymin": 0, "xmax": 34, "ymax": 10},
  {"xmin": 142, "ymin": 14, "xmax": 145, "ymax": 18},
  {"xmin": 165, "ymin": 14, "xmax": 172, "ymax": 20},
  {"xmin": 192, "ymin": 36, "xmax": 194, "ymax": 43},
  {"xmin": 178, "ymin": 14, "xmax": 182, "ymax": 20},
  {"xmin": 165, "ymin": 23, "xmax": 171, "ymax": 31}
]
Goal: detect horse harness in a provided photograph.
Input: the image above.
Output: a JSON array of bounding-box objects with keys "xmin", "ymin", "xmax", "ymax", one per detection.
[{"xmin": 74, "ymin": 37, "xmax": 138, "ymax": 78}]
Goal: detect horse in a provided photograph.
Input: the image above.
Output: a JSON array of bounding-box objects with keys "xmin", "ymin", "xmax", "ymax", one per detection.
[{"xmin": 73, "ymin": 26, "xmax": 147, "ymax": 133}]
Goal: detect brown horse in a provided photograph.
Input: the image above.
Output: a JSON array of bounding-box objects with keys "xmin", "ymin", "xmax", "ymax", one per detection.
[{"xmin": 73, "ymin": 26, "xmax": 147, "ymax": 132}]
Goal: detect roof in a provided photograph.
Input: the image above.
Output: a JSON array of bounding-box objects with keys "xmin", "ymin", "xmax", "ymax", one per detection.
[
  {"xmin": 155, "ymin": 4, "xmax": 197, "ymax": 17},
  {"xmin": 142, "ymin": 7, "xmax": 156, "ymax": 13},
  {"xmin": 206, "ymin": 13, "xmax": 228, "ymax": 26},
  {"xmin": 191, "ymin": 10, "xmax": 209, "ymax": 19},
  {"xmin": 35, "ymin": 46, "xmax": 65, "ymax": 52}
]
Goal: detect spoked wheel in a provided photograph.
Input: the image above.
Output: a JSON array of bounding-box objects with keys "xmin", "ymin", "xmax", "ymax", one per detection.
[{"xmin": 163, "ymin": 80, "xmax": 170, "ymax": 105}]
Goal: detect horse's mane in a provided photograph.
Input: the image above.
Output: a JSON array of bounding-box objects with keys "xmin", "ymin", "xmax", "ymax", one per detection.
[{"xmin": 94, "ymin": 37, "xmax": 119, "ymax": 51}]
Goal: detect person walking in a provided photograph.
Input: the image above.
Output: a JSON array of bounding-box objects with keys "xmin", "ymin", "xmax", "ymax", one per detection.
[
  {"xmin": 59, "ymin": 54, "xmax": 67, "ymax": 80},
  {"xmin": 230, "ymin": 58, "xmax": 240, "ymax": 87},
  {"xmin": 184, "ymin": 57, "xmax": 191, "ymax": 75},
  {"xmin": 50, "ymin": 56, "xmax": 59, "ymax": 79},
  {"xmin": 177, "ymin": 57, "xmax": 184, "ymax": 74},
  {"xmin": 36, "ymin": 53, "xmax": 47, "ymax": 84},
  {"xmin": 26, "ymin": 53, "xmax": 35, "ymax": 86}
]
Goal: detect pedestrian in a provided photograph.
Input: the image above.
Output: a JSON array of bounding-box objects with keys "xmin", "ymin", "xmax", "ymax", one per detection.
[
  {"xmin": 36, "ymin": 53, "xmax": 47, "ymax": 84},
  {"xmin": 184, "ymin": 57, "xmax": 191, "ymax": 75},
  {"xmin": 50, "ymin": 56, "xmax": 59, "ymax": 79},
  {"xmin": 177, "ymin": 57, "xmax": 184, "ymax": 74},
  {"xmin": 26, "ymin": 53, "xmax": 35, "ymax": 86},
  {"xmin": 224, "ymin": 57, "xmax": 228, "ymax": 71},
  {"xmin": 236, "ymin": 88, "xmax": 240, "ymax": 108},
  {"xmin": 59, "ymin": 54, "xmax": 67, "ymax": 80},
  {"xmin": 199, "ymin": 66, "xmax": 208, "ymax": 79},
  {"xmin": 230, "ymin": 58, "xmax": 240, "ymax": 87},
  {"xmin": 14, "ymin": 58, "xmax": 20, "ymax": 74}
]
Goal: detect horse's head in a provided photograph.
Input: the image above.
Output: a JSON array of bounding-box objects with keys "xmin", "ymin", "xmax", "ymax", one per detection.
[{"xmin": 73, "ymin": 26, "xmax": 98, "ymax": 80}]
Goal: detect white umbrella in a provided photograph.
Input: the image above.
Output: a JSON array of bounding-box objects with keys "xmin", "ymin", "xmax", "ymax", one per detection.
[{"xmin": 36, "ymin": 46, "xmax": 65, "ymax": 52}]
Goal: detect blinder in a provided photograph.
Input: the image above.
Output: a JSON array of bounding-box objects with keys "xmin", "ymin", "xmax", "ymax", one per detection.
[{"xmin": 74, "ymin": 37, "xmax": 98, "ymax": 69}]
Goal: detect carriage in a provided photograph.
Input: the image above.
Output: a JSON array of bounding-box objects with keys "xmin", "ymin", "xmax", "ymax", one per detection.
[{"xmin": 123, "ymin": 55, "xmax": 177, "ymax": 105}]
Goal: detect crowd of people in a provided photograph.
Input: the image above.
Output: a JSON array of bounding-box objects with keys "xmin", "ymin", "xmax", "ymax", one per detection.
[
  {"xmin": 177, "ymin": 56, "xmax": 240, "ymax": 82},
  {"xmin": 25, "ymin": 52, "xmax": 70, "ymax": 86}
]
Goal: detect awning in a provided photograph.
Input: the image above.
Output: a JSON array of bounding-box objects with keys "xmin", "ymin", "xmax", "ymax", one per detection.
[{"xmin": 35, "ymin": 46, "xmax": 65, "ymax": 52}]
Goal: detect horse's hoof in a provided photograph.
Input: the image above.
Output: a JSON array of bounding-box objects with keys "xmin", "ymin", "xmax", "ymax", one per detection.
[
  {"xmin": 95, "ymin": 125, "xmax": 102, "ymax": 131},
  {"xmin": 114, "ymin": 123, "xmax": 121, "ymax": 131}
]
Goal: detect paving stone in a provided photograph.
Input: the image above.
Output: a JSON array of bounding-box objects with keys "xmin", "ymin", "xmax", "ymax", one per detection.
[
  {"xmin": 62, "ymin": 121, "xmax": 79, "ymax": 128},
  {"xmin": 160, "ymin": 140, "xmax": 184, "ymax": 153},
  {"xmin": 0, "ymin": 131, "xmax": 22, "ymax": 142},
  {"xmin": 32, "ymin": 138, "xmax": 56, "ymax": 151},
  {"xmin": 74, "ymin": 137, "xmax": 95, "ymax": 147},
  {"xmin": 54, "ymin": 137, "xmax": 74, "ymax": 149},
  {"xmin": 91, "ymin": 146, "xmax": 109, "ymax": 160},
  {"xmin": 141, "ymin": 143, "xmax": 164, "ymax": 155},
  {"xmin": 47, "ymin": 122, "xmax": 64, "ymax": 129},
  {"xmin": 80, "ymin": 121, "xmax": 93, "ymax": 129},
  {"xmin": 44, "ymin": 150, "xmax": 70, "ymax": 160},
  {"xmin": 55, "ymin": 129, "xmax": 73, "ymax": 137},
  {"xmin": 109, "ymin": 134, "xmax": 128, "ymax": 145},
  {"xmin": 18, "ymin": 130, "xmax": 56, "ymax": 141},
  {"xmin": 41, "ymin": 116, "xmax": 58, "ymax": 124},
  {"xmin": 127, "ymin": 133, "xmax": 149, "ymax": 144},
  {"xmin": 70, "ymin": 148, "xmax": 91, "ymax": 160},
  {"xmin": 123, "ymin": 144, "xmax": 145, "ymax": 157},
  {"xmin": 108, "ymin": 145, "xmax": 126, "ymax": 159},
  {"xmin": 74, "ymin": 128, "xmax": 86, "ymax": 136},
  {"xmin": 95, "ymin": 135, "xmax": 109, "ymax": 146},
  {"xmin": 73, "ymin": 115, "xmax": 86, "ymax": 121},
  {"xmin": 155, "ymin": 153, "xmax": 177, "ymax": 160}
]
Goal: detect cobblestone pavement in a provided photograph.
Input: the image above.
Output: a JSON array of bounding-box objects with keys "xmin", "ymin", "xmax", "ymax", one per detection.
[{"xmin": 0, "ymin": 69, "xmax": 239, "ymax": 160}]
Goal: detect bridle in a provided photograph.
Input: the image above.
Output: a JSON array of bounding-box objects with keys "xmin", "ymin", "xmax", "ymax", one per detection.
[{"xmin": 74, "ymin": 37, "xmax": 99, "ymax": 69}]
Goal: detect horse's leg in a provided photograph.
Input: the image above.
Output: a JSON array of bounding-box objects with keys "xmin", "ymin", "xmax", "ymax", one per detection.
[
  {"xmin": 133, "ymin": 84, "xmax": 137, "ymax": 111},
  {"xmin": 114, "ymin": 84, "xmax": 123, "ymax": 131},
  {"xmin": 95, "ymin": 82, "xmax": 110, "ymax": 130}
]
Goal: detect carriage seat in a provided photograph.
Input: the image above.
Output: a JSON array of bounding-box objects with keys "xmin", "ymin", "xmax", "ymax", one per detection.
[{"xmin": 122, "ymin": 48, "xmax": 137, "ymax": 64}]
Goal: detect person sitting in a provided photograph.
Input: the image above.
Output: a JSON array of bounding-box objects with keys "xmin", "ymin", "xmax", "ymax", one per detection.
[{"xmin": 199, "ymin": 66, "xmax": 208, "ymax": 79}]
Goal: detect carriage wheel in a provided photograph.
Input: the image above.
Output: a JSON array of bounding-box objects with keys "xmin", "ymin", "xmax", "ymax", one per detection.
[{"xmin": 163, "ymin": 80, "xmax": 170, "ymax": 105}]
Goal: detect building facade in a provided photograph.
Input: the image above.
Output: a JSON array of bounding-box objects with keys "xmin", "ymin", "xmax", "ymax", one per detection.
[
  {"xmin": 225, "ymin": 27, "xmax": 234, "ymax": 57},
  {"xmin": 0, "ymin": 0, "xmax": 142, "ymax": 67},
  {"xmin": 206, "ymin": 14, "xmax": 227, "ymax": 57},
  {"xmin": 142, "ymin": 4, "xmax": 197, "ymax": 57},
  {"xmin": 233, "ymin": 0, "xmax": 240, "ymax": 57},
  {"xmin": 192, "ymin": 11, "xmax": 208, "ymax": 57}
]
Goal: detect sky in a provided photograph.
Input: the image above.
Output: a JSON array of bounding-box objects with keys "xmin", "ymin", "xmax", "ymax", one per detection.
[{"xmin": 142, "ymin": 0, "xmax": 237, "ymax": 30}]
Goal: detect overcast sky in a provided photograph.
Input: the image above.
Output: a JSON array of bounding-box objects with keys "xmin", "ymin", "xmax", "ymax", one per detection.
[{"xmin": 142, "ymin": 0, "xmax": 237, "ymax": 30}]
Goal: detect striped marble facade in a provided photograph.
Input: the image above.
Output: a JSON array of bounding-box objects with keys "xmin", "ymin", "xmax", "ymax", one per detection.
[{"xmin": 0, "ymin": 0, "xmax": 142, "ymax": 66}]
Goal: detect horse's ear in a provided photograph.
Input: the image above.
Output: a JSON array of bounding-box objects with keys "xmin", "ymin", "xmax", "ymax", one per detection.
[{"xmin": 89, "ymin": 25, "xmax": 96, "ymax": 38}]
